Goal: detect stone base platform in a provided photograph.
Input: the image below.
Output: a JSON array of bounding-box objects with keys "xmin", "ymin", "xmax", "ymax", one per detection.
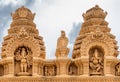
[
  {"xmin": 0, "ymin": 76, "xmax": 120, "ymax": 82},
  {"xmin": 16, "ymin": 72, "xmax": 31, "ymax": 76}
]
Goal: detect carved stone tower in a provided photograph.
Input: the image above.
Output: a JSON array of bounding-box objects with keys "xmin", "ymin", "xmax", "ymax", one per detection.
[
  {"xmin": 72, "ymin": 5, "xmax": 119, "ymax": 76},
  {"xmin": 0, "ymin": 5, "xmax": 120, "ymax": 82},
  {"xmin": 1, "ymin": 6, "xmax": 46, "ymax": 76}
]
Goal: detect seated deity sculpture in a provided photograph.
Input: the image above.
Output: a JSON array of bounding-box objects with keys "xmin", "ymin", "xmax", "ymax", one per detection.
[
  {"xmin": 55, "ymin": 30, "xmax": 69, "ymax": 57},
  {"xmin": 44, "ymin": 66, "xmax": 56, "ymax": 76},
  {"xmin": 89, "ymin": 49, "xmax": 103, "ymax": 75}
]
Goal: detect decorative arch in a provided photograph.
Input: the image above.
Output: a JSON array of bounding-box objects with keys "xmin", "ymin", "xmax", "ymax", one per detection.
[
  {"xmin": 6, "ymin": 36, "xmax": 41, "ymax": 58},
  {"xmin": 68, "ymin": 62, "xmax": 78, "ymax": 75},
  {"xmin": 81, "ymin": 41, "xmax": 109, "ymax": 56},
  {"xmin": 115, "ymin": 61, "xmax": 120, "ymax": 76}
]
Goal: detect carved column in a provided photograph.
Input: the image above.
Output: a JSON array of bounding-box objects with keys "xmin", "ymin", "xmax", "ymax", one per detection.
[
  {"xmin": 105, "ymin": 56, "xmax": 116, "ymax": 76},
  {"xmin": 56, "ymin": 58, "xmax": 71, "ymax": 76},
  {"xmin": 38, "ymin": 60, "xmax": 44, "ymax": 76},
  {"xmin": 81, "ymin": 56, "xmax": 89, "ymax": 76},
  {"xmin": 32, "ymin": 57, "xmax": 40, "ymax": 76},
  {"xmin": 75, "ymin": 58, "xmax": 83, "ymax": 75},
  {"xmin": 4, "ymin": 57, "xmax": 14, "ymax": 76}
]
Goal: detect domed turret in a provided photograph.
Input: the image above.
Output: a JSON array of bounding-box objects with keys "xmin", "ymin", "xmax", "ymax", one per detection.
[
  {"xmin": 11, "ymin": 6, "xmax": 35, "ymax": 21},
  {"xmin": 82, "ymin": 5, "xmax": 107, "ymax": 21},
  {"xmin": 9, "ymin": 6, "xmax": 38, "ymax": 35},
  {"xmin": 79, "ymin": 5, "xmax": 110, "ymax": 35},
  {"xmin": 72, "ymin": 5, "xmax": 119, "ymax": 59}
]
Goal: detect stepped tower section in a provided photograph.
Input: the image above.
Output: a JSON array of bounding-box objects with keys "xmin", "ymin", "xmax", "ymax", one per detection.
[
  {"xmin": 1, "ymin": 6, "xmax": 46, "ymax": 76},
  {"xmin": 72, "ymin": 5, "xmax": 119, "ymax": 76}
]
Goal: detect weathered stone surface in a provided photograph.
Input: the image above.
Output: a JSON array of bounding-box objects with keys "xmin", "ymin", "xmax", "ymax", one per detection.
[{"xmin": 0, "ymin": 5, "xmax": 120, "ymax": 82}]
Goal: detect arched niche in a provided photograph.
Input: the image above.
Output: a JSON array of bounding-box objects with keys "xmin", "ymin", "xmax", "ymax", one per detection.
[
  {"xmin": 0, "ymin": 65, "xmax": 4, "ymax": 76},
  {"xmin": 115, "ymin": 62, "xmax": 120, "ymax": 76},
  {"xmin": 43, "ymin": 65, "xmax": 57, "ymax": 76},
  {"xmin": 68, "ymin": 62, "xmax": 78, "ymax": 75},
  {"xmin": 89, "ymin": 46, "xmax": 104, "ymax": 76},
  {"xmin": 14, "ymin": 46, "xmax": 33, "ymax": 76}
]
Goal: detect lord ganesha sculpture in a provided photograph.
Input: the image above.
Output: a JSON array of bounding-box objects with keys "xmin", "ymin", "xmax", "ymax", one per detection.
[
  {"xmin": 89, "ymin": 49, "xmax": 104, "ymax": 76},
  {"xmin": 14, "ymin": 47, "xmax": 32, "ymax": 75}
]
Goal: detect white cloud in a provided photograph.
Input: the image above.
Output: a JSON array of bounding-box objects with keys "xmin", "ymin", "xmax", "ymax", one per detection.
[
  {"xmin": 0, "ymin": 0, "xmax": 26, "ymax": 7},
  {"xmin": 30, "ymin": 0, "xmax": 120, "ymax": 58}
]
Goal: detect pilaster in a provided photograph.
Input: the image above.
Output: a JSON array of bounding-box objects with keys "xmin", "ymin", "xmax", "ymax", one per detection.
[
  {"xmin": 55, "ymin": 58, "xmax": 71, "ymax": 76},
  {"xmin": 80, "ymin": 56, "xmax": 89, "ymax": 76}
]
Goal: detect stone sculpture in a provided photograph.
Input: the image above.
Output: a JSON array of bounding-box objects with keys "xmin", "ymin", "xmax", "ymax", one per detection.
[
  {"xmin": 89, "ymin": 49, "xmax": 103, "ymax": 75},
  {"xmin": 55, "ymin": 30, "xmax": 69, "ymax": 58}
]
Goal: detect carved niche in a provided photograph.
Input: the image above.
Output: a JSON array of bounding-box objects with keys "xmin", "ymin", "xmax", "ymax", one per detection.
[
  {"xmin": 89, "ymin": 47, "xmax": 104, "ymax": 76},
  {"xmin": 43, "ymin": 65, "xmax": 56, "ymax": 76},
  {"xmin": 115, "ymin": 63, "xmax": 120, "ymax": 76},
  {"xmin": 14, "ymin": 46, "xmax": 33, "ymax": 76},
  {"xmin": 0, "ymin": 65, "xmax": 4, "ymax": 76},
  {"xmin": 68, "ymin": 63, "xmax": 78, "ymax": 75}
]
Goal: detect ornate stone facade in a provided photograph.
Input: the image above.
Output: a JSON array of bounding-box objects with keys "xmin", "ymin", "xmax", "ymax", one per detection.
[{"xmin": 0, "ymin": 5, "xmax": 120, "ymax": 82}]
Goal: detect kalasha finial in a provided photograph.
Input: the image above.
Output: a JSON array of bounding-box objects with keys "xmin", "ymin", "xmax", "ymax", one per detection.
[
  {"xmin": 95, "ymin": 5, "xmax": 99, "ymax": 8},
  {"xmin": 11, "ymin": 6, "xmax": 35, "ymax": 20},
  {"xmin": 82, "ymin": 5, "xmax": 107, "ymax": 21}
]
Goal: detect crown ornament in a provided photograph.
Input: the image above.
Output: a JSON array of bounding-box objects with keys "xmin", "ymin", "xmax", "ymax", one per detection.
[
  {"xmin": 11, "ymin": 6, "xmax": 35, "ymax": 21},
  {"xmin": 82, "ymin": 5, "xmax": 107, "ymax": 21}
]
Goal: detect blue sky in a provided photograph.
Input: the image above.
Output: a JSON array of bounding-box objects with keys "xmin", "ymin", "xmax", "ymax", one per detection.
[{"xmin": 0, "ymin": 0, "xmax": 120, "ymax": 59}]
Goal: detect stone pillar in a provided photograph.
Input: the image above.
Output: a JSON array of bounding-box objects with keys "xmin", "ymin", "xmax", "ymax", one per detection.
[
  {"xmin": 80, "ymin": 56, "xmax": 89, "ymax": 76},
  {"xmin": 56, "ymin": 58, "xmax": 70, "ymax": 76},
  {"xmin": 105, "ymin": 56, "xmax": 116, "ymax": 76},
  {"xmin": 75, "ymin": 58, "xmax": 82, "ymax": 75},
  {"xmin": 4, "ymin": 57, "xmax": 14, "ymax": 76},
  {"xmin": 8, "ymin": 62, "xmax": 14, "ymax": 76},
  {"xmin": 39, "ymin": 63, "xmax": 44, "ymax": 76},
  {"xmin": 32, "ymin": 57, "xmax": 40, "ymax": 76}
]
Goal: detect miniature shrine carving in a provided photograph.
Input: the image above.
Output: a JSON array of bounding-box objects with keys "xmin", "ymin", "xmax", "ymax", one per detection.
[
  {"xmin": 44, "ymin": 65, "xmax": 56, "ymax": 76},
  {"xmin": 68, "ymin": 63, "xmax": 78, "ymax": 75}
]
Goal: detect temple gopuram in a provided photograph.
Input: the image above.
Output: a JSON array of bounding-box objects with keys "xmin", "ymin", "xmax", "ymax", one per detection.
[{"xmin": 0, "ymin": 5, "xmax": 120, "ymax": 82}]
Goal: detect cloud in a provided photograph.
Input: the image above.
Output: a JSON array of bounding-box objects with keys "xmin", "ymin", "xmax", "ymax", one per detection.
[
  {"xmin": 68, "ymin": 22, "xmax": 81, "ymax": 44},
  {"xmin": 68, "ymin": 22, "xmax": 81, "ymax": 57},
  {"xmin": 0, "ymin": 0, "xmax": 36, "ymax": 55}
]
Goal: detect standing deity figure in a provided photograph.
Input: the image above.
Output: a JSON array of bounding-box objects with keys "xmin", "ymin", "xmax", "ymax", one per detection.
[
  {"xmin": 55, "ymin": 30, "xmax": 69, "ymax": 58},
  {"xmin": 89, "ymin": 49, "xmax": 103, "ymax": 75},
  {"xmin": 15, "ymin": 47, "xmax": 32, "ymax": 75},
  {"xmin": 20, "ymin": 48, "xmax": 27, "ymax": 72},
  {"xmin": 57, "ymin": 30, "xmax": 68, "ymax": 49}
]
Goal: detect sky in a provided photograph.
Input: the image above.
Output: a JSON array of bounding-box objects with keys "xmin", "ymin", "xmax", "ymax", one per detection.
[{"xmin": 0, "ymin": 0, "xmax": 120, "ymax": 59}]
